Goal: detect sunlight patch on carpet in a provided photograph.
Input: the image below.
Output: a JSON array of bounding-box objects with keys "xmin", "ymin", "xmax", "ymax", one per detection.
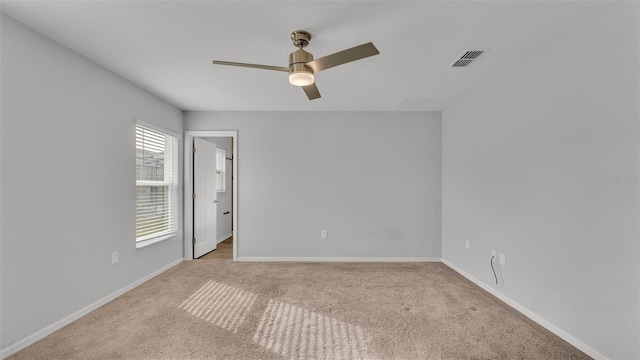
[
  {"xmin": 254, "ymin": 299, "xmax": 370, "ymax": 360},
  {"xmin": 179, "ymin": 280, "xmax": 257, "ymax": 333}
]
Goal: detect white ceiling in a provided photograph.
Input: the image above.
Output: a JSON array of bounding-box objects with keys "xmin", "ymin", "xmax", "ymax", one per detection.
[{"xmin": 0, "ymin": 1, "xmax": 609, "ymax": 111}]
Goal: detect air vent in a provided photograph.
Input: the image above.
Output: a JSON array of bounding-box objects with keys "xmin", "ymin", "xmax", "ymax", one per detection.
[
  {"xmin": 452, "ymin": 59, "xmax": 473, "ymax": 67},
  {"xmin": 451, "ymin": 49, "xmax": 485, "ymax": 68},
  {"xmin": 460, "ymin": 50, "xmax": 484, "ymax": 60}
]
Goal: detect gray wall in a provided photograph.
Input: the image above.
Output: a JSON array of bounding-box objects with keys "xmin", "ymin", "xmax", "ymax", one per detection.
[
  {"xmin": 186, "ymin": 111, "xmax": 442, "ymax": 259},
  {"xmin": 0, "ymin": 14, "xmax": 184, "ymax": 349},
  {"xmin": 205, "ymin": 137, "xmax": 233, "ymax": 241},
  {"xmin": 442, "ymin": 3, "xmax": 639, "ymax": 359}
]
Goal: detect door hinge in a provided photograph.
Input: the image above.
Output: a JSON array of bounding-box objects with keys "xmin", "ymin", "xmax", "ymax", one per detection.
[
  {"xmin": 192, "ymin": 193, "xmax": 196, "ymax": 199},
  {"xmin": 192, "ymin": 237, "xmax": 196, "ymax": 244},
  {"xmin": 192, "ymin": 146, "xmax": 196, "ymax": 154}
]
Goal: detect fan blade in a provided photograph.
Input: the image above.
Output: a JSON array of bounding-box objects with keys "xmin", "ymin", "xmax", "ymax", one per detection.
[
  {"xmin": 306, "ymin": 42, "xmax": 379, "ymax": 73},
  {"xmin": 302, "ymin": 83, "xmax": 321, "ymax": 100},
  {"xmin": 212, "ymin": 60, "xmax": 289, "ymax": 72}
]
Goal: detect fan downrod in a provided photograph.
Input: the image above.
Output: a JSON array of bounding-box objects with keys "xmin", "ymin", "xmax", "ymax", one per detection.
[{"xmin": 291, "ymin": 30, "xmax": 311, "ymax": 48}]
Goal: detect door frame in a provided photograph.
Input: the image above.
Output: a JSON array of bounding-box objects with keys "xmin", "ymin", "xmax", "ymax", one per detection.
[{"xmin": 184, "ymin": 130, "xmax": 238, "ymax": 261}]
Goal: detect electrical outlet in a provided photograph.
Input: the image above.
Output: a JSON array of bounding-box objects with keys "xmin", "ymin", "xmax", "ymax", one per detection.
[
  {"xmin": 491, "ymin": 250, "xmax": 497, "ymax": 260},
  {"xmin": 499, "ymin": 253, "xmax": 506, "ymax": 266},
  {"xmin": 111, "ymin": 252, "xmax": 119, "ymax": 264},
  {"xmin": 465, "ymin": 241, "xmax": 470, "ymax": 250},
  {"xmin": 321, "ymin": 230, "xmax": 328, "ymax": 239}
]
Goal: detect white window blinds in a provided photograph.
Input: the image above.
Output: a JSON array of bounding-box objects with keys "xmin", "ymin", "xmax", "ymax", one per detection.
[{"xmin": 136, "ymin": 125, "xmax": 178, "ymax": 243}]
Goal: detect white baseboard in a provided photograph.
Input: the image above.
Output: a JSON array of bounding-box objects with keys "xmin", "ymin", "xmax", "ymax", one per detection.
[
  {"xmin": 216, "ymin": 233, "xmax": 232, "ymax": 244},
  {"xmin": 441, "ymin": 259, "xmax": 608, "ymax": 360},
  {"xmin": 237, "ymin": 257, "xmax": 441, "ymax": 262},
  {"xmin": 0, "ymin": 258, "xmax": 184, "ymax": 359}
]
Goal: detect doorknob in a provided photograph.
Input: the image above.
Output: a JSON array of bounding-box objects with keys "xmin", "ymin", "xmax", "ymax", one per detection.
[{"xmin": 214, "ymin": 200, "xmax": 218, "ymax": 203}]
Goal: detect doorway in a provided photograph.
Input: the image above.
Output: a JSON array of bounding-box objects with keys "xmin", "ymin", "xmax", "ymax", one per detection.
[{"xmin": 184, "ymin": 131, "xmax": 238, "ymax": 261}]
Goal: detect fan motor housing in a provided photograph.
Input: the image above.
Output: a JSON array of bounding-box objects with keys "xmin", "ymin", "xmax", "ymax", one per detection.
[{"xmin": 289, "ymin": 49, "xmax": 314, "ymax": 74}]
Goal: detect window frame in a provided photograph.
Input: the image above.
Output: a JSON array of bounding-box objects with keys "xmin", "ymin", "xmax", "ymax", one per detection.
[
  {"xmin": 135, "ymin": 121, "xmax": 180, "ymax": 248},
  {"xmin": 216, "ymin": 148, "xmax": 226, "ymax": 193}
]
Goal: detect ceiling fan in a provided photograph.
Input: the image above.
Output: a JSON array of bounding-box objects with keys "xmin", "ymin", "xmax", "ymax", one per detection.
[{"xmin": 212, "ymin": 30, "xmax": 379, "ymax": 100}]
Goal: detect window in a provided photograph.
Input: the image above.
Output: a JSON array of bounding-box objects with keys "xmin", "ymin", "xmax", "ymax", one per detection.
[
  {"xmin": 216, "ymin": 148, "xmax": 226, "ymax": 192},
  {"xmin": 136, "ymin": 124, "xmax": 178, "ymax": 245}
]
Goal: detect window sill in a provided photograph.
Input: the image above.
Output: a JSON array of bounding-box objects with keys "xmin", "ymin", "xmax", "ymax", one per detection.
[{"xmin": 136, "ymin": 232, "xmax": 176, "ymax": 249}]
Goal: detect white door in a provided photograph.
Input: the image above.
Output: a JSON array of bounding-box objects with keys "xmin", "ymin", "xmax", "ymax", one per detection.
[{"xmin": 193, "ymin": 138, "xmax": 217, "ymax": 258}]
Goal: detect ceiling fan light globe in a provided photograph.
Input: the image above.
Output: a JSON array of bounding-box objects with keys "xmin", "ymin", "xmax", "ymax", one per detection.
[{"xmin": 289, "ymin": 71, "xmax": 314, "ymax": 87}]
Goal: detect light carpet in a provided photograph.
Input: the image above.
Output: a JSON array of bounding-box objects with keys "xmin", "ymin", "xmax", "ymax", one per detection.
[{"xmin": 9, "ymin": 261, "xmax": 589, "ymax": 359}]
